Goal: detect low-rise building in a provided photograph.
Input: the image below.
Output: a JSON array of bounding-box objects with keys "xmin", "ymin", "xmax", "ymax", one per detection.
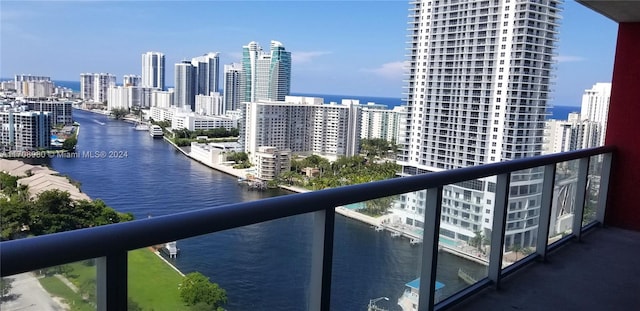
[{"xmin": 254, "ymin": 146, "xmax": 291, "ymax": 181}]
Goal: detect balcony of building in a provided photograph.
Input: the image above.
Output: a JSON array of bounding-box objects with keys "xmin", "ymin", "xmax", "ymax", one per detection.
[{"xmin": 3, "ymin": 2, "xmax": 640, "ymax": 311}]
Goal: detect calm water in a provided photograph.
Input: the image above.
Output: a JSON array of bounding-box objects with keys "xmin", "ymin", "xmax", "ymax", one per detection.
[{"xmin": 38, "ymin": 109, "xmax": 484, "ymax": 310}]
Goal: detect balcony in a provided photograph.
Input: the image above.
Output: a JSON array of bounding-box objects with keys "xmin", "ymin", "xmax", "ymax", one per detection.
[{"xmin": 1, "ymin": 146, "xmax": 630, "ymax": 311}]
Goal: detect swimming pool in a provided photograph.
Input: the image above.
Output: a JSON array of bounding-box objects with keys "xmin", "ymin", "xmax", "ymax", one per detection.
[{"xmin": 344, "ymin": 202, "xmax": 365, "ymax": 210}]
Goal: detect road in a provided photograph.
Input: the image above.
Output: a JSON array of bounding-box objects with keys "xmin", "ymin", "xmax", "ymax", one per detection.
[{"xmin": 1, "ymin": 272, "xmax": 67, "ymax": 311}]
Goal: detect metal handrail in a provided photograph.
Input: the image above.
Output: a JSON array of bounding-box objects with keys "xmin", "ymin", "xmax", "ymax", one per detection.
[{"xmin": 0, "ymin": 146, "xmax": 613, "ymax": 277}]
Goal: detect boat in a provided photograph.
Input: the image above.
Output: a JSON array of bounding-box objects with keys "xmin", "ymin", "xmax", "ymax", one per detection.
[
  {"xmin": 374, "ymin": 225, "xmax": 384, "ymax": 232},
  {"xmin": 149, "ymin": 125, "xmax": 163, "ymax": 138},
  {"xmin": 410, "ymin": 238, "xmax": 422, "ymax": 245},
  {"xmin": 397, "ymin": 278, "xmax": 445, "ymax": 311},
  {"xmin": 391, "ymin": 231, "xmax": 401, "ymax": 238},
  {"xmin": 133, "ymin": 122, "xmax": 149, "ymax": 131}
]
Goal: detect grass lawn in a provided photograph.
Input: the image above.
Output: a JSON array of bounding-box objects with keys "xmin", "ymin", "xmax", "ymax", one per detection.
[
  {"xmin": 38, "ymin": 276, "xmax": 94, "ymax": 311},
  {"xmin": 39, "ymin": 248, "xmax": 188, "ymax": 311},
  {"xmin": 128, "ymin": 248, "xmax": 188, "ymax": 311}
]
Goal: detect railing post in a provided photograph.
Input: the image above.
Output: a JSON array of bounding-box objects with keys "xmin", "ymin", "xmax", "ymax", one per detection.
[
  {"xmin": 536, "ymin": 164, "xmax": 556, "ymax": 261},
  {"xmin": 418, "ymin": 187, "xmax": 443, "ymax": 311},
  {"xmin": 596, "ymin": 153, "xmax": 613, "ymax": 225},
  {"xmin": 96, "ymin": 252, "xmax": 128, "ymax": 311},
  {"xmin": 573, "ymin": 157, "xmax": 590, "ymax": 241},
  {"xmin": 488, "ymin": 173, "xmax": 510, "ymax": 289},
  {"xmin": 309, "ymin": 208, "xmax": 335, "ymax": 311}
]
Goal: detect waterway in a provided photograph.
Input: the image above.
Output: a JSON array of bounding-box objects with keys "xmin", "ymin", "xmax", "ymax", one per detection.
[{"xmin": 41, "ymin": 109, "xmax": 485, "ymax": 310}]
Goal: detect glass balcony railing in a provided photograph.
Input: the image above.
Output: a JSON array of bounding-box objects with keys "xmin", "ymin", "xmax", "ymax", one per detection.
[{"xmin": 0, "ymin": 146, "xmax": 613, "ymax": 311}]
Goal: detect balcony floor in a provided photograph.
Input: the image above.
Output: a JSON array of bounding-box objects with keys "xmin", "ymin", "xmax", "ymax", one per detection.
[{"xmin": 449, "ymin": 226, "xmax": 640, "ymax": 311}]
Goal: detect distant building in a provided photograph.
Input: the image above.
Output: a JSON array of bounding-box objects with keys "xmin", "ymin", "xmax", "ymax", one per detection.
[
  {"xmin": 142, "ymin": 51, "xmax": 165, "ymax": 90},
  {"xmin": 171, "ymin": 112, "xmax": 238, "ymax": 132},
  {"xmin": 23, "ymin": 100, "xmax": 73, "ymax": 126},
  {"xmin": 242, "ymin": 41, "xmax": 291, "ymax": 102},
  {"xmin": 581, "ymin": 82, "xmax": 611, "ymax": 148},
  {"xmin": 151, "ymin": 89, "xmax": 174, "ymax": 109},
  {"xmin": 107, "ymin": 86, "xmax": 153, "ymax": 110},
  {"xmin": 80, "ymin": 73, "xmax": 116, "ymax": 103},
  {"xmin": 174, "ymin": 61, "xmax": 196, "ymax": 111},
  {"xmin": 223, "ymin": 63, "xmax": 242, "ymax": 112},
  {"xmin": 123, "ymin": 75, "xmax": 142, "ymax": 87},
  {"xmin": 195, "ymin": 92, "xmax": 224, "ymax": 116},
  {"xmin": 191, "ymin": 53, "xmax": 220, "ymax": 95},
  {"xmin": 0, "ymin": 110, "xmax": 51, "ymax": 151},
  {"xmin": 14, "ymin": 75, "xmax": 53, "ymax": 97},
  {"xmin": 360, "ymin": 104, "xmax": 406, "ymax": 143}
]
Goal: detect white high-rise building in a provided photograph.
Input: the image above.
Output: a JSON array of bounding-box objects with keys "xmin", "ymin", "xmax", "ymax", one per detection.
[
  {"xmin": 242, "ymin": 96, "xmax": 360, "ymax": 162},
  {"xmin": 14, "ymin": 75, "xmax": 52, "ymax": 97},
  {"xmin": 360, "ymin": 104, "xmax": 406, "ymax": 143},
  {"xmin": 80, "ymin": 73, "xmax": 115, "ymax": 103},
  {"xmin": 174, "ymin": 61, "xmax": 196, "ymax": 111},
  {"xmin": 107, "ymin": 86, "xmax": 153, "ymax": 111},
  {"xmin": 195, "ymin": 92, "xmax": 224, "ymax": 116},
  {"xmin": 123, "ymin": 75, "xmax": 142, "ymax": 87},
  {"xmin": 191, "ymin": 53, "xmax": 220, "ymax": 96},
  {"xmin": 142, "ymin": 52, "xmax": 165, "ymax": 90},
  {"xmin": 543, "ymin": 113, "xmax": 587, "ymax": 154},
  {"xmin": 242, "ymin": 41, "xmax": 291, "ymax": 102},
  {"xmin": 396, "ymin": 0, "xmax": 561, "ymax": 248},
  {"xmin": 223, "ymin": 63, "xmax": 243, "ymax": 112},
  {"xmin": 580, "ymin": 82, "xmax": 611, "ymax": 148},
  {"xmin": 152, "ymin": 89, "xmax": 174, "ymax": 109}
]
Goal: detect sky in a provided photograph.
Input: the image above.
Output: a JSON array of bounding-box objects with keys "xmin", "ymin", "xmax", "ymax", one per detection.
[{"xmin": 0, "ymin": 0, "xmax": 618, "ymax": 106}]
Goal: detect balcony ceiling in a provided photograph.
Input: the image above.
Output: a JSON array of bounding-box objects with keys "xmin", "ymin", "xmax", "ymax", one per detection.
[{"xmin": 578, "ymin": 0, "xmax": 640, "ymax": 23}]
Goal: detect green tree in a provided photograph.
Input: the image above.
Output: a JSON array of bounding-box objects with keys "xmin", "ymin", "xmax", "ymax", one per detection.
[
  {"xmin": 128, "ymin": 298, "xmax": 143, "ymax": 311},
  {"xmin": 110, "ymin": 108, "xmax": 129, "ymax": 120},
  {"xmin": 179, "ymin": 272, "xmax": 227, "ymax": 309},
  {"xmin": 62, "ymin": 136, "xmax": 78, "ymax": 151}
]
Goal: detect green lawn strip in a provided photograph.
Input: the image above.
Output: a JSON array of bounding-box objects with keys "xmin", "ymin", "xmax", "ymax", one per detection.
[
  {"xmin": 128, "ymin": 248, "xmax": 188, "ymax": 311},
  {"xmin": 58, "ymin": 248, "xmax": 187, "ymax": 311},
  {"xmin": 38, "ymin": 275, "xmax": 94, "ymax": 311}
]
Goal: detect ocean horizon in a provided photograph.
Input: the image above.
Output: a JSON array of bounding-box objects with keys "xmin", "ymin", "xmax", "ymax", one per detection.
[{"xmin": 2, "ymin": 78, "xmax": 581, "ymax": 120}]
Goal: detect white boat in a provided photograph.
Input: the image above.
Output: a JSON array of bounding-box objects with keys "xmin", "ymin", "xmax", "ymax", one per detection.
[
  {"xmin": 133, "ymin": 122, "xmax": 149, "ymax": 131},
  {"xmin": 391, "ymin": 231, "xmax": 401, "ymax": 238},
  {"xmin": 410, "ymin": 238, "xmax": 422, "ymax": 245},
  {"xmin": 149, "ymin": 125, "xmax": 163, "ymax": 138}
]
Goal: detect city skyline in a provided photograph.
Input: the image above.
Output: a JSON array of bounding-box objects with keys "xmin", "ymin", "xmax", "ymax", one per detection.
[{"xmin": 1, "ymin": 1, "xmax": 617, "ymax": 106}]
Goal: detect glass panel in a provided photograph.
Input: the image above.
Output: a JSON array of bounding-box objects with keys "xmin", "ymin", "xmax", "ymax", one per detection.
[
  {"xmin": 502, "ymin": 167, "xmax": 544, "ymax": 268},
  {"xmin": 129, "ymin": 215, "xmax": 312, "ymax": 311},
  {"xmin": 0, "ymin": 261, "xmax": 97, "ymax": 310},
  {"xmin": 583, "ymin": 155, "xmax": 604, "ymax": 226},
  {"xmin": 549, "ymin": 159, "xmax": 579, "ymax": 245},
  {"xmin": 436, "ymin": 181, "xmax": 489, "ymax": 301},
  {"xmin": 332, "ymin": 194, "xmax": 413, "ymax": 311}
]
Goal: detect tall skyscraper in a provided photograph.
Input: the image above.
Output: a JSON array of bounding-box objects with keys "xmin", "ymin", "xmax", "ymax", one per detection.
[
  {"xmin": 142, "ymin": 52, "xmax": 165, "ymax": 90},
  {"xmin": 396, "ymin": 0, "xmax": 561, "ymax": 248},
  {"xmin": 241, "ymin": 41, "xmax": 291, "ymax": 102},
  {"xmin": 223, "ymin": 63, "xmax": 243, "ymax": 112},
  {"xmin": 580, "ymin": 82, "xmax": 611, "ymax": 148},
  {"xmin": 191, "ymin": 52, "xmax": 220, "ymax": 96},
  {"xmin": 174, "ymin": 60, "xmax": 196, "ymax": 111}
]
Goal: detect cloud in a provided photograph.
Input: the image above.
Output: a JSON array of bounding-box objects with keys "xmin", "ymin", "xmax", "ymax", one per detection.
[
  {"xmin": 291, "ymin": 51, "xmax": 332, "ymax": 64},
  {"xmin": 555, "ymin": 55, "xmax": 587, "ymax": 63},
  {"xmin": 362, "ymin": 61, "xmax": 408, "ymax": 79}
]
